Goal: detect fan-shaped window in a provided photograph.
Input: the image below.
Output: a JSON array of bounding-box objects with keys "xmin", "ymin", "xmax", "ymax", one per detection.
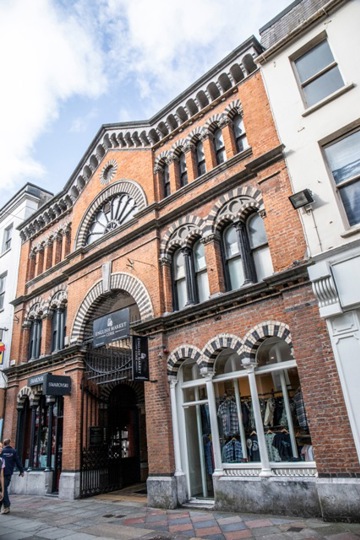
[{"xmin": 86, "ymin": 194, "xmax": 137, "ymax": 245}]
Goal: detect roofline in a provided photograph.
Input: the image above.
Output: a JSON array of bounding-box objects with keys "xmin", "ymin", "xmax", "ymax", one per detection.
[
  {"xmin": 0, "ymin": 182, "xmax": 54, "ymax": 217},
  {"xmin": 259, "ymin": 0, "xmax": 303, "ymax": 34}
]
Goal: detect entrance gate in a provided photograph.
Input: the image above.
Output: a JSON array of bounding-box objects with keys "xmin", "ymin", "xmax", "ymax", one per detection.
[{"xmin": 80, "ymin": 345, "xmax": 146, "ymax": 497}]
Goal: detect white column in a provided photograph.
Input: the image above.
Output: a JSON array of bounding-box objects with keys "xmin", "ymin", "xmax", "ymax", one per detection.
[
  {"xmin": 247, "ymin": 365, "xmax": 271, "ymax": 475},
  {"xmin": 204, "ymin": 372, "xmax": 222, "ymax": 473},
  {"xmin": 169, "ymin": 378, "xmax": 183, "ymax": 475}
]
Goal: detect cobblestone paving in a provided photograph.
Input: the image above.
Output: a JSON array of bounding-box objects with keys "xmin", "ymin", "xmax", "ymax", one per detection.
[{"xmin": 0, "ymin": 494, "xmax": 359, "ymax": 540}]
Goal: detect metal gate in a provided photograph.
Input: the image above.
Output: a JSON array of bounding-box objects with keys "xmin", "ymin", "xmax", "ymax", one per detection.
[{"xmin": 80, "ymin": 345, "xmax": 142, "ymax": 498}]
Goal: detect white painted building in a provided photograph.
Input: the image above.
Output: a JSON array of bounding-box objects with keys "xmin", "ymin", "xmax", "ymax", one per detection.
[
  {"xmin": 0, "ymin": 184, "xmax": 53, "ymax": 435},
  {"xmin": 258, "ymin": 0, "xmax": 360, "ymax": 520}
]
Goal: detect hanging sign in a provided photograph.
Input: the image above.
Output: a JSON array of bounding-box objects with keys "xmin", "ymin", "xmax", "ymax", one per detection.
[
  {"xmin": 132, "ymin": 335, "xmax": 149, "ymax": 381},
  {"xmin": 0, "ymin": 341, "xmax": 5, "ymax": 366},
  {"xmin": 43, "ymin": 373, "xmax": 72, "ymax": 396},
  {"xmin": 28, "ymin": 373, "xmax": 48, "ymax": 387},
  {"xmin": 93, "ymin": 308, "xmax": 130, "ymax": 348}
]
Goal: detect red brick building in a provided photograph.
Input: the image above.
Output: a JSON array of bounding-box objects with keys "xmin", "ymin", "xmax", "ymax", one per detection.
[{"xmin": 3, "ymin": 34, "xmax": 358, "ymax": 520}]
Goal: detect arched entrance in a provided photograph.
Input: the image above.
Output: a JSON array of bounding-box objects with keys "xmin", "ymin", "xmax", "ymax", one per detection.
[{"xmin": 78, "ymin": 287, "xmax": 149, "ymax": 498}]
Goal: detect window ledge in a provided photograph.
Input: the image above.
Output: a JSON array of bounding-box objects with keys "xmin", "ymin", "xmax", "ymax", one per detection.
[
  {"xmin": 302, "ymin": 83, "xmax": 355, "ymax": 117},
  {"xmin": 341, "ymin": 223, "xmax": 360, "ymax": 238},
  {"xmin": 0, "ymin": 247, "xmax": 11, "ymax": 258}
]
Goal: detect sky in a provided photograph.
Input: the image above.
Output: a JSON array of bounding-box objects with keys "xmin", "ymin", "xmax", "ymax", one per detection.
[{"xmin": 0, "ymin": 0, "xmax": 292, "ymax": 202}]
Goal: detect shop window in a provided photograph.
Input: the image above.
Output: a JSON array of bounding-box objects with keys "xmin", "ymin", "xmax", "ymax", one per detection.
[
  {"xmin": 172, "ymin": 240, "xmax": 210, "ymax": 310},
  {"xmin": 176, "ymin": 337, "xmax": 313, "ymax": 499},
  {"xmin": 195, "ymin": 140, "xmax": 206, "ymax": 177},
  {"xmin": 86, "ymin": 193, "xmax": 137, "ymax": 245},
  {"xmin": 178, "ymin": 152, "xmax": 188, "ymax": 187},
  {"xmin": 2, "ymin": 223, "xmax": 13, "ymax": 253},
  {"xmin": 28, "ymin": 319, "xmax": 42, "ymax": 360},
  {"xmin": 161, "ymin": 163, "xmax": 171, "ymax": 198},
  {"xmin": 0, "ymin": 272, "xmax": 6, "ymax": 310},
  {"xmin": 323, "ymin": 128, "xmax": 360, "ymax": 226},
  {"xmin": 293, "ymin": 38, "xmax": 344, "ymax": 107},
  {"xmin": 213, "ymin": 128, "xmax": 226, "ymax": 165},
  {"xmin": 233, "ymin": 114, "xmax": 248, "ymax": 153},
  {"xmin": 222, "ymin": 215, "xmax": 273, "ymax": 291},
  {"xmin": 51, "ymin": 307, "xmax": 67, "ymax": 353},
  {"xmin": 213, "ymin": 339, "xmax": 312, "ymax": 466}
]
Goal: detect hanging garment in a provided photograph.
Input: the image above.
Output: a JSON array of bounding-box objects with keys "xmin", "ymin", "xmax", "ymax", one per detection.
[
  {"xmin": 272, "ymin": 432, "xmax": 293, "ymax": 461},
  {"xmin": 217, "ymin": 398, "xmax": 239, "ymax": 437},
  {"xmin": 264, "ymin": 432, "xmax": 281, "ymax": 461},
  {"xmin": 301, "ymin": 444, "xmax": 314, "ymax": 461},
  {"xmin": 264, "ymin": 398, "xmax": 275, "ymax": 427},
  {"xmin": 294, "ymin": 389, "xmax": 308, "ymax": 429},
  {"xmin": 221, "ymin": 439, "xmax": 243, "ymax": 463},
  {"xmin": 203, "ymin": 435, "xmax": 214, "ymax": 474},
  {"xmin": 247, "ymin": 434, "xmax": 260, "ymax": 462}
]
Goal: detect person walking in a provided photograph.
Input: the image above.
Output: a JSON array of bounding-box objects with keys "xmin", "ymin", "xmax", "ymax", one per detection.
[
  {"xmin": 0, "ymin": 438, "xmax": 24, "ymax": 514},
  {"xmin": 0, "ymin": 444, "xmax": 4, "ymax": 511}
]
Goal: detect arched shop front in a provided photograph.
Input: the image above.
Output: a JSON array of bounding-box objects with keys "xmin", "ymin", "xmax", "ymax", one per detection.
[{"xmin": 168, "ymin": 323, "xmax": 319, "ymax": 517}]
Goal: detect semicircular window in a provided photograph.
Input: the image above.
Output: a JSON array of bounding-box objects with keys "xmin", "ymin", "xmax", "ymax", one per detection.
[{"xmin": 86, "ymin": 193, "xmax": 137, "ymax": 245}]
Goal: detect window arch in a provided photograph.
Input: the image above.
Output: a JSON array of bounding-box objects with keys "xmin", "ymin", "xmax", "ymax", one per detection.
[
  {"xmin": 172, "ymin": 240, "xmax": 210, "ymax": 310},
  {"xmin": 222, "ymin": 214, "xmax": 273, "ymax": 290}
]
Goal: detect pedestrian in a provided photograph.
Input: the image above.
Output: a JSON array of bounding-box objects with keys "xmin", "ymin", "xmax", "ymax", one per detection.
[
  {"xmin": 0, "ymin": 438, "xmax": 24, "ymax": 514},
  {"xmin": 0, "ymin": 445, "xmax": 4, "ymax": 510}
]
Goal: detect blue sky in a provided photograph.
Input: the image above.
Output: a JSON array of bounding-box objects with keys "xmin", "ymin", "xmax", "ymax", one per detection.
[{"xmin": 0, "ymin": 0, "xmax": 291, "ymax": 201}]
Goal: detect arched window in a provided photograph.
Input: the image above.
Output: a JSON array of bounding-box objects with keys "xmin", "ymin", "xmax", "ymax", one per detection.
[
  {"xmin": 51, "ymin": 306, "xmax": 67, "ymax": 353},
  {"xmin": 162, "ymin": 163, "xmax": 171, "ymax": 197},
  {"xmin": 172, "ymin": 241, "xmax": 209, "ymax": 310},
  {"xmin": 195, "ymin": 140, "xmax": 206, "ymax": 177},
  {"xmin": 213, "ymin": 128, "xmax": 226, "ymax": 165},
  {"xmin": 173, "ymin": 249, "xmax": 187, "ymax": 310},
  {"xmin": 28, "ymin": 318, "xmax": 42, "ymax": 360},
  {"xmin": 222, "ymin": 214, "xmax": 273, "ymax": 290},
  {"xmin": 86, "ymin": 193, "xmax": 137, "ymax": 245},
  {"xmin": 193, "ymin": 240, "xmax": 210, "ymax": 303},
  {"xmin": 233, "ymin": 114, "xmax": 247, "ymax": 153},
  {"xmin": 178, "ymin": 152, "xmax": 188, "ymax": 187}
]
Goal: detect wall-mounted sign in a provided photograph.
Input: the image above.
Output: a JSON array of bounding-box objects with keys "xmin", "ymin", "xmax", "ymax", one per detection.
[
  {"xmin": 0, "ymin": 341, "xmax": 5, "ymax": 366},
  {"xmin": 28, "ymin": 373, "xmax": 48, "ymax": 387},
  {"xmin": 89, "ymin": 426, "xmax": 106, "ymax": 446},
  {"xmin": 43, "ymin": 373, "xmax": 71, "ymax": 396},
  {"xmin": 93, "ymin": 308, "xmax": 130, "ymax": 348},
  {"xmin": 132, "ymin": 335, "xmax": 149, "ymax": 381}
]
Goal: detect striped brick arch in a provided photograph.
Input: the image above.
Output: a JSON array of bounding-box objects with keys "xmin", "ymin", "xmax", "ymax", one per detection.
[
  {"xmin": 239, "ymin": 321, "xmax": 293, "ymax": 364},
  {"xmin": 70, "ymin": 272, "xmax": 154, "ymax": 344},
  {"xmin": 202, "ymin": 334, "xmax": 242, "ymax": 372},
  {"xmin": 75, "ymin": 180, "xmax": 147, "ymax": 248},
  {"xmin": 99, "ymin": 380, "xmax": 144, "ymax": 403},
  {"xmin": 204, "ymin": 186, "xmax": 264, "ymax": 235},
  {"xmin": 17, "ymin": 385, "xmax": 41, "ymax": 406},
  {"xmin": 160, "ymin": 215, "xmax": 205, "ymax": 258},
  {"xmin": 167, "ymin": 346, "xmax": 204, "ymax": 378}
]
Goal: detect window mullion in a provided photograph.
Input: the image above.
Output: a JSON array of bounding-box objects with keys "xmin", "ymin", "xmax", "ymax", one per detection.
[
  {"xmin": 247, "ymin": 366, "xmax": 271, "ymax": 475},
  {"xmin": 183, "ymin": 247, "xmax": 196, "ymax": 305}
]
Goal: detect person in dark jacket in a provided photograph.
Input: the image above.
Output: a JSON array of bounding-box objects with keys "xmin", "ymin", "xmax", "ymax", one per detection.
[{"xmin": 0, "ymin": 438, "xmax": 24, "ymax": 514}]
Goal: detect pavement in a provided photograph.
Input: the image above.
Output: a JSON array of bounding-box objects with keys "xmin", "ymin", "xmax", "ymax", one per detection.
[{"xmin": 1, "ymin": 491, "xmax": 360, "ymax": 540}]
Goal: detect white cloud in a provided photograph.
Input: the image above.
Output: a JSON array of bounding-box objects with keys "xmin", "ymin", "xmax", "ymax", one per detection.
[
  {"xmin": 0, "ymin": 0, "xmax": 106, "ymax": 196},
  {"xmin": 0, "ymin": 0, "xmax": 292, "ymax": 198}
]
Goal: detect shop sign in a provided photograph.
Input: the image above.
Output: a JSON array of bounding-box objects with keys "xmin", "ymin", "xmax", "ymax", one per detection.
[
  {"xmin": 132, "ymin": 335, "xmax": 149, "ymax": 381},
  {"xmin": 93, "ymin": 308, "xmax": 130, "ymax": 348},
  {"xmin": 43, "ymin": 373, "xmax": 72, "ymax": 396},
  {"xmin": 0, "ymin": 341, "xmax": 5, "ymax": 366},
  {"xmin": 28, "ymin": 373, "xmax": 48, "ymax": 387}
]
